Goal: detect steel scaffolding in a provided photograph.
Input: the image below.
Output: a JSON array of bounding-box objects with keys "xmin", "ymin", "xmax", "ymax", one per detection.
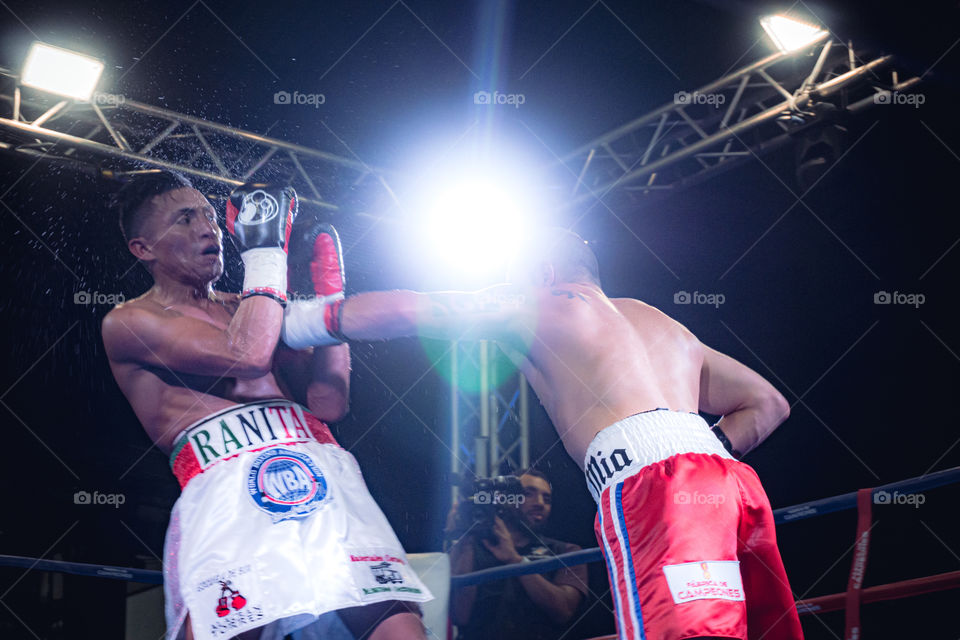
[
  {"xmin": 551, "ymin": 35, "xmax": 921, "ymax": 208},
  {"xmin": 450, "ymin": 341, "xmax": 530, "ymax": 501},
  {"xmin": 0, "ymin": 33, "xmax": 922, "ymax": 507},
  {"xmin": 0, "ymin": 68, "xmax": 394, "ymax": 209}
]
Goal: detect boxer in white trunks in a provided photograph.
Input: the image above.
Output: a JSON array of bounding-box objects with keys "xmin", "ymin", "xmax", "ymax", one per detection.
[{"xmin": 102, "ymin": 171, "xmax": 431, "ymax": 640}]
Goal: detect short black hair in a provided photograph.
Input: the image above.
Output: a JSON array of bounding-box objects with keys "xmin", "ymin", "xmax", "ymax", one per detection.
[
  {"xmin": 113, "ymin": 170, "xmax": 193, "ymax": 242},
  {"xmin": 518, "ymin": 467, "xmax": 552, "ymax": 489},
  {"xmin": 513, "ymin": 227, "xmax": 601, "ymax": 287}
]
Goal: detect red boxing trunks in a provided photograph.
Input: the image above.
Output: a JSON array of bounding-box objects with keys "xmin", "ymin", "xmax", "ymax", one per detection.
[{"xmin": 585, "ymin": 409, "xmax": 803, "ymax": 640}]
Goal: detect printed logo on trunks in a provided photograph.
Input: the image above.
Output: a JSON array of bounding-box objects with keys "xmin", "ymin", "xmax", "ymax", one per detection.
[
  {"xmin": 215, "ymin": 580, "xmax": 247, "ymax": 618},
  {"xmin": 370, "ymin": 561, "xmax": 404, "ymax": 585},
  {"xmin": 662, "ymin": 560, "xmax": 745, "ymax": 605},
  {"xmin": 247, "ymin": 448, "xmax": 329, "ymax": 522},
  {"xmin": 585, "ymin": 448, "xmax": 634, "ymax": 496},
  {"xmin": 188, "ymin": 403, "xmax": 316, "ymax": 471},
  {"xmin": 349, "ymin": 552, "xmax": 424, "ymax": 598},
  {"xmin": 192, "ymin": 565, "xmax": 265, "ymax": 637}
]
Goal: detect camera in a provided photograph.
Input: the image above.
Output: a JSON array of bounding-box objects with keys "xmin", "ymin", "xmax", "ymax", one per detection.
[{"xmin": 446, "ymin": 474, "xmax": 525, "ymax": 545}]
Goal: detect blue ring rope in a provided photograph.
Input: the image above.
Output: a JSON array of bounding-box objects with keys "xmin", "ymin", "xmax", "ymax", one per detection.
[{"xmin": 1, "ymin": 466, "xmax": 957, "ymax": 587}]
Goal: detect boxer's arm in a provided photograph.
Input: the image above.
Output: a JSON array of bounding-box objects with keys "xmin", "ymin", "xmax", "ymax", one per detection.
[
  {"xmin": 516, "ymin": 574, "xmax": 582, "ymax": 624},
  {"xmin": 273, "ymin": 344, "xmax": 351, "ymax": 422},
  {"xmin": 101, "ymin": 299, "xmax": 282, "ymax": 379},
  {"xmin": 698, "ymin": 345, "xmax": 791, "ymax": 456},
  {"xmin": 448, "ymin": 535, "xmax": 479, "ymax": 626},
  {"xmin": 306, "ymin": 344, "xmax": 350, "ymax": 422},
  {"xmin": 339, "ymin": 286, "xmax": 533, "ymax": 343}
]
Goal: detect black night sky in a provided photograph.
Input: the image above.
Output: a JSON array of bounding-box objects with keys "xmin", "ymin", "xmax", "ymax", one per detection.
[{"xmin": 1, "ymin": 1, "xmax": 959, "ymax": 638}]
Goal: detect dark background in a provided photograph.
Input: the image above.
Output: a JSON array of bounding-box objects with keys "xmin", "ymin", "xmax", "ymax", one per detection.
[{"xmin": 1, "ymin": 0, "xmax": 959, "ymax": 638}]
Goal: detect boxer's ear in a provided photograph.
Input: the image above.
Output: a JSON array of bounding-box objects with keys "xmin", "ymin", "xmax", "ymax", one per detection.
[{"xmin": 128, "ymin": 237, "xmax": 155, "ymax": 267}]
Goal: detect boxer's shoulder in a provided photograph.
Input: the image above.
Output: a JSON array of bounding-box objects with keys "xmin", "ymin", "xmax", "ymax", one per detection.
[
  {"xmin": 102, "ymin": 295, "xmax": 163, "ymax": 329},
  {"xmin": 102, "ymin": 292, "xmax": 237, "ymax": 361},
  {"xmin": 612, "ymin": 297, "xmax": 684, "ymax": 327},
  {"xmin": 610, "ymin": 296, "xmax": 655, "ymax": 313},
  {"xmin": 211, "ymin": 290, "xmax": 241, "ymax": 311}
]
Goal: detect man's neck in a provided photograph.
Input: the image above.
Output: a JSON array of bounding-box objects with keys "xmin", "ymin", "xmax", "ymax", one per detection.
[
  {"xmin": 149, "ymin": 273, "xmax": 215, "ymax": 307},
  {"xmin": 506, "ymin": 520, "xmax": 534, "ymax": 548}
]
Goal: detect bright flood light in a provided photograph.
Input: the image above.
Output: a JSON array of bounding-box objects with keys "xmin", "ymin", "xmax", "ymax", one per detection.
[
  {"xmin": 423, "ymin": 176, "xmax": 529, "ymax": 275},
  {"xmin": 21, "ymin": 42, "xmax": 104, "ymax": 101},
  {"xmin": 760, "ymin": 15, "xmax": 828, "ymax": 53}
]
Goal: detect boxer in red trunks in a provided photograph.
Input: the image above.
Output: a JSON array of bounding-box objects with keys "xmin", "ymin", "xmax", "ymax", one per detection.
[{"xmin": 282, "ymin": 228, "xmax": 804, "ymax": 640}]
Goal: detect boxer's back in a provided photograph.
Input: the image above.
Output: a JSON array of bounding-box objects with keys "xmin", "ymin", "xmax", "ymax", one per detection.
[{"xmin": 519, "ymin": 283, "xmax": 704, "ymax": 465}]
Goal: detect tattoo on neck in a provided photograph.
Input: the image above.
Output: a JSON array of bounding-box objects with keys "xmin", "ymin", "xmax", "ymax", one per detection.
[{"xmin": 551, "ymin": 289, "xmax": 587, "ymax": 302}]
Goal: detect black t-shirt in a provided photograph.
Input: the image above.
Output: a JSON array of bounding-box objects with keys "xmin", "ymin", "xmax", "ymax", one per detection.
[{"xmin": 457, "ymin": 535, "xmax": 589, "ymax": 640}]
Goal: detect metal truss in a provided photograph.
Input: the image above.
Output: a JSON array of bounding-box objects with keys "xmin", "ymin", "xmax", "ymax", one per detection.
[
  {"xmin": 0, "ymin": 68, "xmax": 394, "ymax": 209},
  {"xmin": 553, "ymin": 34, "xmax": 922, "ymax": 208},
  {"xmin": 450, "ymin": 340, "xmax": 530, "ymax": 502},
  {"xmin": 0, "ymin": 37, "xmax": 918, "ymax": 505}
]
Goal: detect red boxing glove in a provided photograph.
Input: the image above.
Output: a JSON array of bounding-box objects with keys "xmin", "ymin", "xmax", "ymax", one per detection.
[
  {"xmin": 287, "ymin": 210, "xmax": 344, "ymax": 300},
  {"xmin": 282, "ymin": 210, "xmax": 348, "ymax": 349}
]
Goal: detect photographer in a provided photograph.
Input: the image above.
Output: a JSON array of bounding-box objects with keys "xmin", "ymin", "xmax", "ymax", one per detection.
[{"xmin": 448, "ymin": 470, "xmax": 587, "ymax": 640}]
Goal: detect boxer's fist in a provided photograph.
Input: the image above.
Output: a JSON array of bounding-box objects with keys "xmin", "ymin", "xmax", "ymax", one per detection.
[
  {"xmin": 226, "ymin": 184, "xmax": 297, "ymax": 253},
  {"xmin": 287, "ymin": 211, "xmax": 345, "ymax": 300},
  {"xmin": 282, "ymin": 212, "xmax": 347, "ymax": 347},
  {"xmin": 226, "ymin": 184, "xmax": 297, "ymax": 304}
]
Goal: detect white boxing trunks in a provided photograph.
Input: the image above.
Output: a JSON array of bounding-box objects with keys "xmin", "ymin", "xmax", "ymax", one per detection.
[{"xmin": 164, "ymin": 399, "xmax": 433, "ymax": 640}]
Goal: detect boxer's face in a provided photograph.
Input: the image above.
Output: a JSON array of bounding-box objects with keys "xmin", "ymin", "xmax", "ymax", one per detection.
[
  {"xmin": 518, "ymin": 474, "xmax": 552, "ymax": 531},
  {"xmin": 136, "ymin": 187, "xmax": 224, "ymax": 284}
]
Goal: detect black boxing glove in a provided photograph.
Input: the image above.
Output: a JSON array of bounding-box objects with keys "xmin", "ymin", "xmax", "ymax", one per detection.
[{"xmin": 225, "ymin": 184, "xmax": 297, "ymax": 304}]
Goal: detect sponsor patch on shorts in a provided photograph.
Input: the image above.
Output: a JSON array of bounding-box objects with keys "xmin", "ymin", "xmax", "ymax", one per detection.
[
  {"xmin": 346, "ymin": 548, "xmax": 427, "ymax": 602},
  {"xmin": 662, "ymin": 560, "xmax": 745, "ymax": 604},
  {"xmin": 247, "ymin": 447, "xmax": 329, "ymax": 522},
  {"xmin": 187, "ymin": 564, "xmax": 266, "ymax": 638}
]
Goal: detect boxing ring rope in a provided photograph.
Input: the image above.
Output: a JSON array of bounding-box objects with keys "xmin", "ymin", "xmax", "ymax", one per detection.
[
  {"xmin": 450, "ymin": 465, "xmax": 960, "ymax": 587},
  {"xmin": 0, "ymin": 555, "xmax": 162, "ymax": 585},
  {"xmin": 2, "ymin": 466, "xmax": 959, "ymax": 627}
]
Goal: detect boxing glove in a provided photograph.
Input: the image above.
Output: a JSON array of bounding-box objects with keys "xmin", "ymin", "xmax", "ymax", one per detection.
[
  {"xmin": 286, "ymin": 211, "xmax": 345, "ymax": 300},
  {"xmin": 281, "ymin": 211, "xmax": 347, "ymax": 348},
  {"xmin": 225, "ymin": 184, "xmax": 297, "ymax": 304}
]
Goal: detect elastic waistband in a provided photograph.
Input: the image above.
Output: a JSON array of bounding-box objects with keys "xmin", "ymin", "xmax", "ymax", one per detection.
[
  {"xmin": 583, "ymin": 409, "xmax": 733, "ymax": 503},
  {"xmin": 170, "ymin": 400, "xmax": 338, "ymax": 489}
]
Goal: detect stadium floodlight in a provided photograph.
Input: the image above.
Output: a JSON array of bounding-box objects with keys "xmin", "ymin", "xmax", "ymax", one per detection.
[
  {"xmin": 422, "ymin": 174, "xmax": 530, "ymax": 276},
  {"xmin": 21, "ymin": 42, "xmax": 104, "ymax": 101},
  {"xmin": 760, "ymin": 15, "xmax": 828, "ymax": 53}
]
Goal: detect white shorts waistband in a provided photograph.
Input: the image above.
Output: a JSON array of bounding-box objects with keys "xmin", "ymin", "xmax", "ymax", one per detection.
[{"xmin": 583, "ymin": 409, "xmax": 734, "ymax": 503}]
